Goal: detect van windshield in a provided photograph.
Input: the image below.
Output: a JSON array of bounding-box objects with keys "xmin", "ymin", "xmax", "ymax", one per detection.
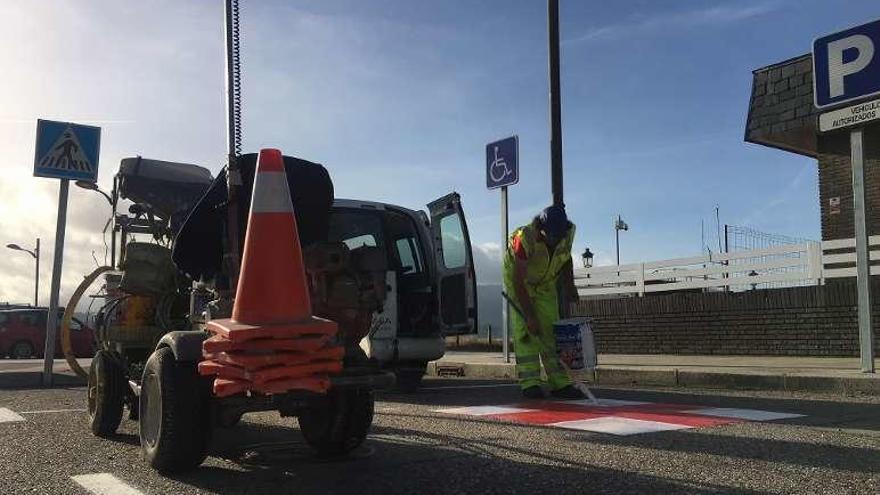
[{"xmin": 328, "ymin": 210, "xmax": 385, "ymax": 251}]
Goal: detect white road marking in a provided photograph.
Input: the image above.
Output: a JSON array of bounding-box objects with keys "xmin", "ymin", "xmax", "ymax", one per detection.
[
  {"xmin": 438, "ymin": 405, "xmax": 537, "ymax": 416},
  {"xmin": 19, "ymin": 408, "xmax": 87, "ymax": 414},
  {"xmin": 552, "ymin": 417, "xmax": 691, "ymax": 435},
  {"xmin": 71, "ymin": 473, "xmax": 144, "ymax": 495},
  {"xmin": 687, "ymin": 407, "xmax": 804, "ymax": 421},
  {"xmin": 572, "ymin": 399, "xmax": 649, "ymax": 408},
  {"xmin": 0, "ymin": 407, "xmax": 25, "ymax": 423},
  {"xmin": 421, "ymin": 383, "xmax": 519, "ymax": 391}
]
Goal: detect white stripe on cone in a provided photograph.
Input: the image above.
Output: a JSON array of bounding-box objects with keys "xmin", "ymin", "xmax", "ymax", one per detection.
[
  {"xmin": 250, "ymin": 170, "xmax": 294, "ymax": 214},
  {"xmin": 71, "ymin": 473, "xmax": 144, "ymax": 495}
]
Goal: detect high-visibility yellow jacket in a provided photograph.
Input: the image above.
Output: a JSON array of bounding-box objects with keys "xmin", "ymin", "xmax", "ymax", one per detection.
[{"xmin": 502, "ymin": 222, "xmax": 575, "ymax": 309}]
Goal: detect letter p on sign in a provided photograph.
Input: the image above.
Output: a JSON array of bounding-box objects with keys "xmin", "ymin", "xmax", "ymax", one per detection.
[{"xmin": 814, "ymin": 19, "xmax": 880, "ymax": 108}]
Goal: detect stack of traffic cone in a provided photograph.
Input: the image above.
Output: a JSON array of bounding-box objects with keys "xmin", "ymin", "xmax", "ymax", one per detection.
[{"xmin": 198, "ymin": 148, "xmax": 343, "ymax": 398}]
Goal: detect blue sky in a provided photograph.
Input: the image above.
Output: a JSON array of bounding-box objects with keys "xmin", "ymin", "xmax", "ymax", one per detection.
[
  {"xmin": 239, "ymin": 0, "xmax": 876, "ymax": 271},
  {"xmin": 0, "ymin": 0, "xmax": 877, "ymax": 303}
]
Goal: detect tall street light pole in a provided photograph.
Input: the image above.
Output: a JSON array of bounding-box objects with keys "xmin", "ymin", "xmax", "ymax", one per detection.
[
  {"xmin": 614, "ymin": 215, "xmax": 629, "ymax": 266},
  {"xmin": 548, "ymin": 0, "xmax": 564, "ymax": 207},
  {"xmin": 6, "ymin": 239, "xmax": 40, "ymax": 306}
]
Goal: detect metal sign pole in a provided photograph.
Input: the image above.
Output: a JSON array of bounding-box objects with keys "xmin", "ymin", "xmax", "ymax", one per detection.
[
  {"xmin": 851, "ymin": 128, "xmax": 875, "ymax": 373},
  {"xmin": 42, "ymin": 179, "xmax": 70, "ymax": 386},
  {"xmin": 548, "ymin": 0, "xmax": 564, "ymax": 207},
  {"xmin": 34, "ymin": 238, "xmax": 40, "ymax": 306},
  {"xmin": 501, "ymin": 186, "xmax": 510, "ymax": 363}
]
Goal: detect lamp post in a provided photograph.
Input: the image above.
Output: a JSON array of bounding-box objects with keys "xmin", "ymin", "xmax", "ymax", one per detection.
[
  {"xmin": 581, "ymin": 247, "xmax": 594, "ymax": 269},
  {"xmin": 6, "ymin": 239, "xmax": 39, "ymax": 306},
  {"xmin": 75, "ymin": 180, "xmax": 116, "ymax": 268},
  {"xmin": 614, "ymin": 215, "xmax": 629, "ymax": 266}
]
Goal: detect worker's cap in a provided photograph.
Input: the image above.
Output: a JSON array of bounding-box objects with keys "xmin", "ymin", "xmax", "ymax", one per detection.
[{"xmin": 538, "ymin": 205, "xmax": 568, "ymax": 238}]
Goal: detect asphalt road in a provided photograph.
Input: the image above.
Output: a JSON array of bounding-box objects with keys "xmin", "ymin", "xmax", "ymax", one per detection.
[{"xmin": 0, "ymin": 379, "xmax": 878, "ymax": 495}]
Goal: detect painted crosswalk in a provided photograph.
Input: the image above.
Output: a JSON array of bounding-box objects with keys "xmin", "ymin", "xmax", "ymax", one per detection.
[
  {"xmin": 437, "ymin": 399, "xmax": 804, "ymax": 436},
  {"xmin": 0, "ymin": 407, "xmax": 25, "ymax": 423},
  {"xmin": 71, "ymin": 473, "xmax": 144, "ymax": 495}
]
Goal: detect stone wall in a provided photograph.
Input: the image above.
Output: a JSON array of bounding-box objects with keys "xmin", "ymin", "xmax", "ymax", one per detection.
[
  {"xmin": 818, "ymin": 126, "xmax": 880, "ymax": 241},
  {"xmin": 745, "ymin": 54, "xmax": 819, "ymax": 156},
  {"xmin": 573, "ymin": 282, "xmax": 880, "ymax": 356}
]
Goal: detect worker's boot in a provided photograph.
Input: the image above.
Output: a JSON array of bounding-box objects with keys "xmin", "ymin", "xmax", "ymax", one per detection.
[
  {"xmin": 550, "ymin": 385, "xmax": 586, "ymax": 400},
  {"xmin": 521, "ymin": 386, "xmax": 545, "ymax": 400}
]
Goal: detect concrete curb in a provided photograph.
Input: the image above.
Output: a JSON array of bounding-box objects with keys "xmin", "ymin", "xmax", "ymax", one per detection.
[{"xmin": 427, "ymin": 361, "xmax": 880, "ymax": 395}]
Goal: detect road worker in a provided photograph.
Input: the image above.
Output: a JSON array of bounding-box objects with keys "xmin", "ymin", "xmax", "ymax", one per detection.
[{"xmin": 502, "ymin": 205, "xmax": 584, "ymax": 399}]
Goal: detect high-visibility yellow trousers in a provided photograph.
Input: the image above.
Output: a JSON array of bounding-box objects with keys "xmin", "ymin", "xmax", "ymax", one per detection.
[{"xmin": 511, "ymin": 290, "xmax": 572, "ymax": 391}]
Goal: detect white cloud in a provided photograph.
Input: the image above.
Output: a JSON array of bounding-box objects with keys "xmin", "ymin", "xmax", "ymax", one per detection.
[
  {"xmin": 565, "ymin": 2, "xmax": 782, "ymax": 45},
  {"xmin": 473, "ymin": 242, "xmax": 503, "ymax": 286}
]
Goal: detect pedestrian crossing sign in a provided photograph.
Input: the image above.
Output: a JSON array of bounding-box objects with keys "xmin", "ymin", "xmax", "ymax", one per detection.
[{"xmin": 33, "ymin": 119, "xmax": 101, "ymax": 181}]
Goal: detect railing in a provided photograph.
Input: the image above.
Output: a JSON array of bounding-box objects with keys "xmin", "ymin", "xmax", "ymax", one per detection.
[{"xmin": 575, "ymin": 235, "xmax": 880, "ymax": 297}]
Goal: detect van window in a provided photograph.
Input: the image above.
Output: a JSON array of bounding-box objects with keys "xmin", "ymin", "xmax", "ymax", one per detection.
[
  {"xmin": 329, "ymin": 210, "xmax": 385, "ymax": 251},
  {"xmin": 439, "ymin": 215, "xmax": 467, "ymax": 269},
  {"xmin": 395, "ymin": 237, "xmax": 424, "ymax": 274},
  {"xmin": 343, "ymin": 234, "xmax": 377, "ymax": 250}
]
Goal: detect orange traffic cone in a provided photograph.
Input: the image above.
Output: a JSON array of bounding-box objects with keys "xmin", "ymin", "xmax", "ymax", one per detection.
[
  {"xmin": 201, "ymin": 148, "xmax": 342, "ymax": 398},
  {"xmin": 205, "ymin": 148, "xmax": 338, "ymax": 341}
]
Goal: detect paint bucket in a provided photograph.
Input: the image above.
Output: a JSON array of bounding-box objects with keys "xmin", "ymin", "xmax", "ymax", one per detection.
[{"xmin": 553, "ymin": 317, "xmax": 597, "ymax": 371}]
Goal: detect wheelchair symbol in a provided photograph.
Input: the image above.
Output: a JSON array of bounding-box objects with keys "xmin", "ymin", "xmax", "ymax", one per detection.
[{"xmin": 489, "ymin": 146, "xmax": 511, "ymax": 183}]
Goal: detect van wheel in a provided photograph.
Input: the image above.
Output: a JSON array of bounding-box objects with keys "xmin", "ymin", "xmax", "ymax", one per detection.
[
  {"xmin": 9, "ymin": 341, "xmax": 34, "ymax": 359},
  {"xmin": 88, "ymin": 350, "xmax": 126, "ymax": 437},
  {"xmin": 299, "ymin": 387, "xmax": 374, "ymax": 456},
  {"xmin": 139, "ymin": 347, "xmax": 210, "ymax": 473},
  {"xmin": 394, "ymin": 361, "xmax": 427, "ymax": 393}
]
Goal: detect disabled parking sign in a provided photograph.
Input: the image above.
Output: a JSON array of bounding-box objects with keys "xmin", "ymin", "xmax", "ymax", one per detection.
[
  {"xmin": 486, "ymin": 135, "xmax": 518, "ymax": 189},
  {"xmin": 33, "ymin": 119, "xmax": 101, "ymax": 181}
]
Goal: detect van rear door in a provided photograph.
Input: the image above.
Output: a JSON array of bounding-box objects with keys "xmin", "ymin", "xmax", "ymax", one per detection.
[{"xmin": 427, "ymin": 193, "xmax": 477, "ymax": 335}]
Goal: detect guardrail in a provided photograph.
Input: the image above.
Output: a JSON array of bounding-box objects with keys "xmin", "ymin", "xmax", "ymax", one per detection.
[{"xmin": 574, "ymin": 235, "xmax": 880, "ymax": 297}]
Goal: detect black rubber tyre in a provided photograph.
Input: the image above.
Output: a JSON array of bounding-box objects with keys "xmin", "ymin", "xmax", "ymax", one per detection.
[
  {"xmin": 9, "ymin": 341, "xmax": 34, "ymax": 359},
  {"xmin": 139, "ymin": 347, "xmax": 210, "ymax": 473},
  {"xmin": 218, "ymin": 413, "xmax": 242, "ymax": 428},
  {"xmin": 394, "ymin": 361, "xmax": 427, "ymax": 393},
  {"xmin": 87, "ymin": 350, "xmax": 126, "ymax": 437},
  {"xmin": 299, "ymin": 387, "xmax": 375, "ymax": 456}
]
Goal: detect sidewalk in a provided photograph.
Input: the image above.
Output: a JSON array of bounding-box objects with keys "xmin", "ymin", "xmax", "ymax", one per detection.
[
  {"xmin": 428, "ymin": 352, "xmax": 880, "ymax": 395},
  {"xmin": 0, "ymin": 359, "xmax": 88, "ymax": 388}
]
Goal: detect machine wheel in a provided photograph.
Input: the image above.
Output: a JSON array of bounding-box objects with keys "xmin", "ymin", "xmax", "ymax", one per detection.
[
  {"xmin": 394, "ymin": 361, "xmax": 427, "ymax": 393},
  {"xmin": 88, "ymin": 350, "xmax": 126, "ymax": 437},
  {"xmin": 299, "ymin": 387, "xmax": 374, "ymax": 456},
  {"xmin": 218, "ymin": 412, "xmax": 242, "ymax": 428},
  {"xmin": 9, "ymin": 341, "xmax": 34, "ymax": 359},
  {"xmin": 139, "ymin": 347, "xmax": 210, "ymax": 473}
]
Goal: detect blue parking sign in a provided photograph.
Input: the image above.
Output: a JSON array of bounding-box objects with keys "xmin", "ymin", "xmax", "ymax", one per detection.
[
  {"xmin": 33, "ymin": 119, "xmax": 101, "ymax": 181},
  {"xmin": 813, "ymin": 19, "xmax": 880, "ymax": 108},
  {"xmin": 486, "ymin": 136, "xmax": 518, "ymax": 189}
]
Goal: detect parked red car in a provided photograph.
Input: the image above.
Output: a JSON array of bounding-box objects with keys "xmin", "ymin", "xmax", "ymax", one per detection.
[{"xmin": 0, "ymin": 308, "xmax": 96, "ymax": 359}]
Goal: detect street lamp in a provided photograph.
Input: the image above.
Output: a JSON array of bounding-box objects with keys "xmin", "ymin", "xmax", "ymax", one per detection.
[
  {"xmin": 614, "ymin": 214, "xmax": 629, "ymax": 266},
  {"xmin": 6, "ymin": 239, "xmax": 39, "ymax": 307},
  {"xmin": 581, "ymin": 247, "xmax": 594, "ymax": 268},
  {"xmin": 75, "ymin": 179, "xmax": 116, "ymax": 267},
  {"xmin": 75, "ymin": 180, "xmax": 112, "ymax": 205}
]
